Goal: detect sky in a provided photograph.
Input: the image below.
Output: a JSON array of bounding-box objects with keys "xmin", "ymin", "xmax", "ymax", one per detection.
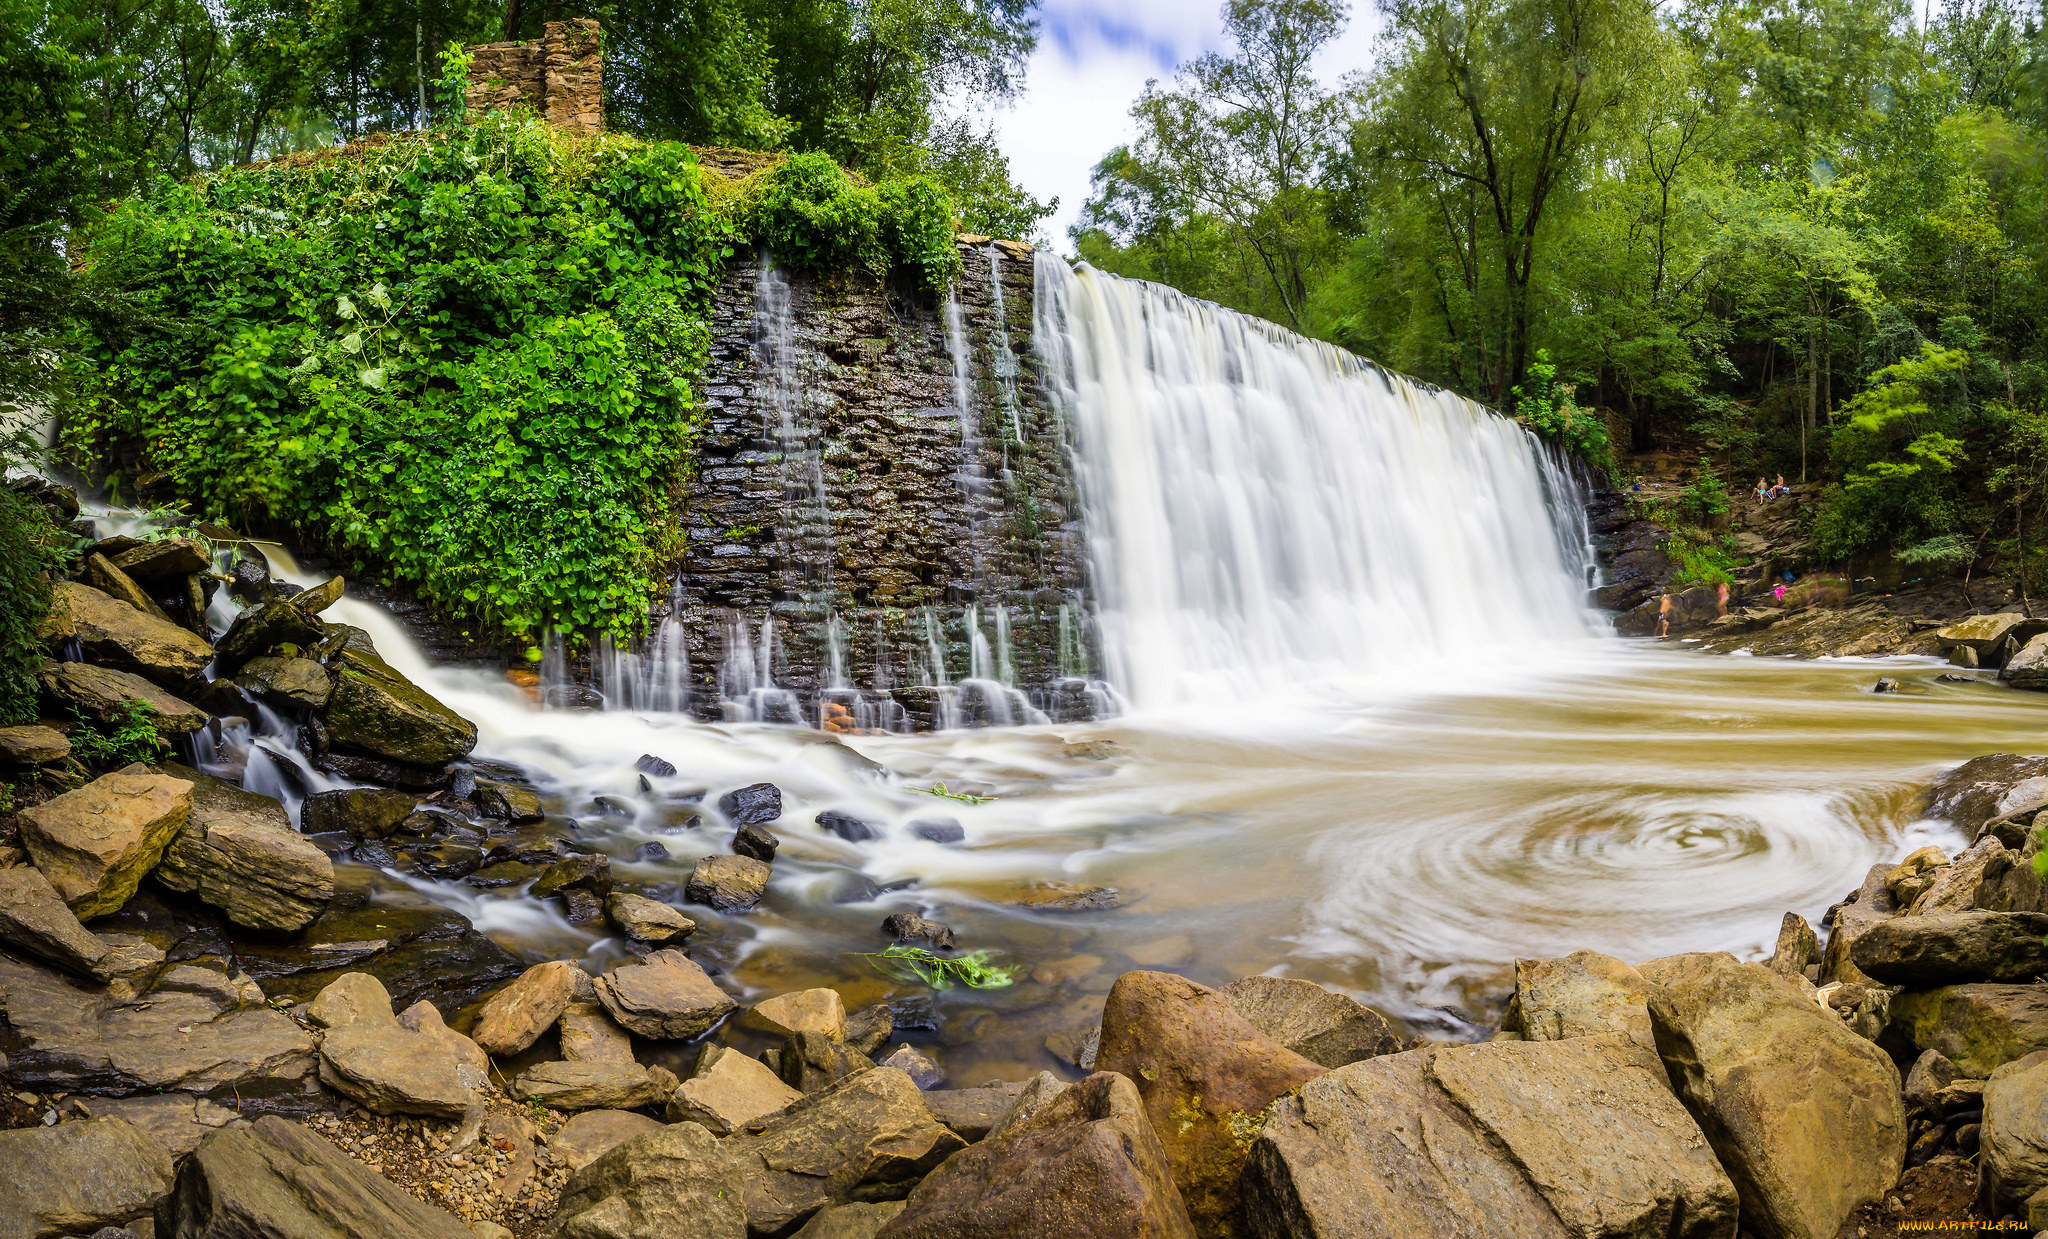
[{"xmin": 977, "ymin": 0, "xmax": 1385, "ymax": 250}]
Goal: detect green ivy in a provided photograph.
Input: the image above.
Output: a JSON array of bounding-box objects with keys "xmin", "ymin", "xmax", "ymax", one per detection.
[
  {"xmin": 73, "ymin": 115, "xmax": 962, "ymax": 648},
  {"xmin": 1512, "ymin": 350, "xmax": 1617, "ymax": 480}
]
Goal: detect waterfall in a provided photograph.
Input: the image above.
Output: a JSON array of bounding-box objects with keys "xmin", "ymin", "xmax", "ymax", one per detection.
[{"xmin": 1035, "ymin": 256, "xmax": 1598, "ymax": 711}]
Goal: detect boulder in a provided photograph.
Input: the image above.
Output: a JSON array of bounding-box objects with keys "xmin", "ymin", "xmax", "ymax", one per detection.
[
  {"xmin": 1217, "ymin": 974, "xmax": 1403, "ymax": 1070},
  {"xmin": 322, "ymin": 648, "xmax": 477, "ymax": 766},
  {"xmin": 0, "ymin": 723, "xmax": 70, "ymax": 764},
  {"xmin": 82, "ymin": 553, "xmax": 171, "ymax": 622},
  {"xmin": 21, "ymin": 763, "xmax": 193, "ymax": 919},
  {"xmin": 751, "ymin": 988, "xmax": 848, "ymax": 1040},
  {"xmin": 777, "ymin": 1029, "xmax": 876, "ymax": 1094},
  {"xmin": 212, "ymin": 599, "xmax": 324, "ymax": 678},
  {"xmin": 731, "ymin": 1067, "xmax": 966, "ymax": 1234},
  {"xmin": 1512, "ymin": 950, "xmax": 1662, "ymax": 1057},
  {"xmin": 1926, "ymin": 754, "xmax": 2048, "ymax": 841},
  {"xmin": 234, "ymin": 655, "xmax": 333, "ymax": 709},
  {"xmin": 1913, "ymin": 835, "xmax": 2014, "ymax": 912},
  {"xmin": 986, "ymin": 1072, "xmax": 1070, "ymax": 1140},
  {"xmin": 160, "ymin": 1114, "xmax": 468, "ymax": 1238},
  {"xmin": 1982, "ymin": 1049, "xmax": 2048, "ymax": 1209},
  {"xmin": 36, "ymin": 662, "xmax": 206, "ymax": 732},
  {"xmin": 108, "ymin": 537, "xmax": 210, "ymax": 583},
  {"xmin": 474, "ymin": 780, "xmax": 545, "ymax": 822},
  {"xmin": 719, "ymin": 782, "xmax": 783, "ymax": 824},
  {"xmin": 2004, "ymin": 633, "xmax": 2048, "ymax": 689},
  {"xmin": 818, "ymin": 810, "xmax": 879, "ymax": 843},
  {"xmin": 0, "ymin": 1117, "xmax": 175, "ymax": 1239},
  {"xmin": 607, "ymin": 892, "xmax": 696, "ymax": 943},
  {"xmin": 668, "ymin": 1044, "xmax": 804, "ymax": 1135},
  {"xmin": 1938, "ymin": 612, "xmax": 2043, "ymax": 654},
  {"xmin": 472, "ymin": 959, "xmax": 585, "ymax": 1055},
  {"xmin": 1851, "ymin": 910, "xmax": 2048, "ymax": 986},
  {"xmin": 553, "ymin": 1108, "xmax": 663, "ymax": 1172},
  {"xmin": 317, "ymin": 1021, "xmax": 483, "ymax": 1118},
  {"xmin": 534, "ymin": 853, "xmax": 614, "ymax": 901},
  {"xmin": 844, "ymin": 1004, "xmax": 894, "ymax": 1056},
  {"xmin": 299, "ymin": 787, "xmax": 419, "ymax": 838},
  {"xmin": 0, "ymin": 863, "xmax": 111, "ymax": 977},
  {"xmin": 52, "ymin": 581, "xmax": 213, "ymax": 689},
  {"xmin": 512, "ymin": 1060, "xmax": 671, "ymax": 1111},
  {"xmin": 1886, "ymin": 844, "xmax": 1952, "ymax": 906},
  {"xmin": 289, "ymin": 574, "xmax": 345, "ymax": 615},
  {"xmin": 594, "ymin": 948, "xmax": 738, "ymax": 1039},
  {"xmin": 880, "ymin": 912, "xmax": 953, "ymax": 948},
  {"xmin": 397, "ymin": 999, "xmax": 490, "ymax": 1080},
  {"xmin": 1766, "ymin": 912, "xmax": 1821, "ymax": 977},
  {"xmin": 1096, "ymin": 970, "xmax": 1326, "ymax": 1237},
  {"xmin": 877, "ymin": 1045, "xmax": 943, "ymax": 1089},
  {"xmin": 543, "ymin": 1121, "xmax": 748, "ymax": 1239},
  {"xmin": 86, "ymin": 1093, "xmax": 247, "ymax": 1161},
  {"xmin": 152, "ymin": 764, "xmax": 333, "ymax": 932},
  {"xmin": 797, "ymin": 1202, "xmax": 907, "ymax": 1239},
  {"xmin": 306, "ymin": 971, "xmax": 397, "ymax": 1028},
  {"xmin": 1819, "ymin": 862, "xmax": 1900, "ymax": 987},
  {"xmin": 687, "ymin": 854, "xmax": 773, "ymax": 914},
  {"xmin": 880, "ymin": 1072, "xmax": 1196, "ymax": 1239},
  {"xmin": 1639, "ymin": 952, "xmax": 1905, "ymax": 1239},
  {"xmin": 1888, "ymin": 983, "xmax": 2048, "ymax": 1077},
  {"xmin": 734, "ymin": 823, "xmax": 780, "ymax": 861},
  {"xmin": 561, "ymin": 999, "xmax": 637, "ymax": 1063}
]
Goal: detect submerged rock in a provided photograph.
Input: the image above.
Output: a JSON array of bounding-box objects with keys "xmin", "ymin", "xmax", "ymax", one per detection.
[
  {"xmin": 1217, "ymin": 974, "xmax": 1404, "ymax": 1069},
  {"xmin": 880, "ymin": 912, "xmax": 954, "ymax": 948},
  {"xmin": 908, "ymin": 818, "xmax": 964, "ymax": 844},
  {"xmin": 0, "ymin": 1116, "xmax": 174, "ymax": 1239},
  {"xmin": 153, "ymin": 764, "xmax": 333, "ymax": 933},
  {"xmin": 817, "ymin": 810, "xmax": 879, "ymax": 843},
  {"xmin": 21, "ymin": 763, "xmax": 193, "ymax": 919}
]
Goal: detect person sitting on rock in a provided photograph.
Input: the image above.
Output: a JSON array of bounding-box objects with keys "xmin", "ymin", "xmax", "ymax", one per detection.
[
  {"xmin": 1771, "ymin": 474, "xmax": 1792, "ymax": 498},
  {"xmin": 1753, "ymin": 477, "xmax": 1770, "ymax": 500}
]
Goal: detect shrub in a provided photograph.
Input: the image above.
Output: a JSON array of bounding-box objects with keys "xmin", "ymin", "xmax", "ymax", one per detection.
[{"xmin": 0, "ymin": 482, "xmax": 65, "ymax": 723}]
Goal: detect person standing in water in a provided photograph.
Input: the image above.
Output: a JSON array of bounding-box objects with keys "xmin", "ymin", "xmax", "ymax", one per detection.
[{"xmin": 1656, "ymin": 594, "xmax": 1673, "ymax": 637}]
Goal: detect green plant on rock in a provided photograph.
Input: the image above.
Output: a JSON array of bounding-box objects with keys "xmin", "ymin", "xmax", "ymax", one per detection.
[
  {"xmin": 68, "ymin": 700, "xmax": 164, "ymax": 769},
  {"xmin": 854, "ymin": 944, "xmax": 1017, "ymax": 990},
  {"xmin": 1665, "ymin": 535, "xmax": 1739, "ymax": 588},
  {"xmin": 0, "ymin": 435, "xmax": 71, "ymax": 725},
  {"xmin": 1680, "ymin": 458, "xmax": 1731, "ymax": 522}
]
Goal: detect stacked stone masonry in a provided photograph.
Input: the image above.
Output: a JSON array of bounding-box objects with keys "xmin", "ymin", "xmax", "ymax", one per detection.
[{"xmin": 464, "ymin": 20, "xmax": 603, "ymax": 136}]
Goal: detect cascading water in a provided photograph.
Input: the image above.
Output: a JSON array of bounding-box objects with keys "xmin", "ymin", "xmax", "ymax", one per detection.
[{"xmin": 1035, "ymin": 255, "xmax": 1599, "ymax": 710}]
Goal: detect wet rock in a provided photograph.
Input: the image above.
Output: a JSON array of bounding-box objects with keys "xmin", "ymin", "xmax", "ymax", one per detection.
[
  {"xmin": 1511, "ymin": 950, "xmax": 1658, "ymax": 1056},
  {"xmin": 719, "ymin": 782, "xmax": 783, "ymax": 825},
  {"xmin": 907, "ymin": 818, "xmax": 964, "ymax": 844},
  {"xmin": 307, "ymin": 971, "xmax": 398, "ymax": 1028},
  {"xmin": 408, "ymin": 839, "xmax": 483, "ymax": 879},
  {"xmin": 1851, "ymin": 911, "xmax": 2048, "ymax": 986},
  {"xmin": 162, "ymin": 1114, "xmax": 467, "ymax": 1238},
  {"xmin": 594, "ymin": 948, "xmax": 738, "ymax": 1039},
  {"xmin": 844, "ymin": 1004, "xmax": 893, "ymax": 1056},
  {"xmin": 21, "ymin": 763, "xmax": 193, "ymax": 919},
  {"xmin": 153, "ymin": 764, "xmax": 333, "ymax": 933},
  {"xmin": 1926, "ymin": 754, "xmax": 2048, "ymax": 842},
  {"xmin": 0, "ymin": 723, "xmax": 70, "ymax": 765},
  {"xmin": 544, "ymin": 1121, "xmax": 748, "ymax": 1239},
  {"xmin": 880, "ymin": 912, "xmax": 953, "ymax": 948},
  {"xmin": 687, "ymin": 853, "xmax": 772, "ymax": 913},
  {"xmin": 732, "ymin": 1067, "xmax": 966, "ymax": 1234},
  {"xmin": 633, "ymin": 840, "xmax": 670, "ymax": 863},
  {"xmin": 1767, "ymin": 912, "xmax": 1821, "ymax": 977},
  {"xmin": 1913, "ymin": 835, "xmax": 2014, "ymax": 913},
  {"xmin": 52, "ymin": 581, "xmax": 213, "ymax": 689},
  {"xmin": 322, "ymin": 648, "xmax": 478, "ymax": 766},
  {"xmin": 232, "ymin": 898, "xmax": 522, "ymax": 1014},
  {"xmin": 794, "ymin": 1202, "xmax": 906, "ymax": 1238},
  {"xmin": 289, "ymin": 573, "xmax": 345, "ymax": 615},
  {"xmin": 213, "ymin": 599, "xmax": 324, "ymax": 678},
  {"xmin": 37, "ymin": 663, "xmax": 207, "ymax": 732},
  {"xmin": 562, "ymin": 888, "xmax": 605, "ymax": 923},
  {"xmin": 472, "ymin": 960, "xmax": 585, "ymax": 1055},
  {"xmin": 233, "ymin": 655, "xmax": 332, "ymax": 709},
  {"xmin": 883, "ymin": 1071, "xmax": 1195, "ymax": 1239},
  {"xmin": 750, "ymin": 988, "xmax": 847, "ymax": 1040},
  {"xmin": 1217, "ymin": 974, "xmax": 1404, "ymax": 1069},
  {"xmin": 669, "ymin": 1045, "xmax": 804, "ymax": 1135},
  {"xmin": 543, "ymin": 684, "xmax": 605, "ymax": 710},
  {"xmin": 1889, "ymin": 983, "xmax": 2048, "ymax": 1077},
  {"xmin": 1096, "ymin": 970, "xmax": 1326, "ymax": 1236},
  {"xmin": 734, "ymin": 822, "xmax": 780, "ymax": 861},
  {"xmin": 82, "ymin": 553, "xmax": 171, "ymax": 622},
  {"xmin": 608, "ymin": 891, "xmax": 696, "ymax": 943},
  {"xmin": 554, "ymin": 1108, "xmax": 663, "ymax": 1172},
  {"xmin": 1874, "ymin": 675, "xmax": 1902, "ymax": 692},
  {"xmin": 923, "ymin": 1081, "xmax": 1029, "ymax": 1141},
  {"xmin": 0, "ymin": 1116, "xmax": 174, "ymax": 1239},
  {"xmin": 0, "ymin": 863, "xmax": 111, "ymax": 977},
  {"xmin": 533, "ymin": 853, "xmax": 614, "ymax": 902},
  {"xmin": 1012, "ymin": 881, "xmax": 1123, "ymax": 911},
  {"xmin": 1887, "ymin": 844, "xmax": 1952, "ymax": 907},
  {"xmin": 0, "ymin": 952, "xmax": 317, "ymax": 1098},
  {"xmin": 318, "ymin": 1019, "xmax": 482, "ymax": 1118},
  {"xmin": 778, "ymin": 1029, "xmax": 876, "ymax": 1093},
  {"xmin": 560, "ymin": 998, "xmax": 637, "ymax": 1063},
  {"xmin": 636, "ymin": 753, "xmax": 678, "ymax": 778},
  {"xmin": 2004, "ymin": 633, "xmax": 2048, "ymax": 689},
  {"xmin": 473, "ymin": 780, "xmax": 544, "ymax": 823},
  {"xmin": 1982, "ymin": 1049, "xmax": 2048, "ymax": 1210},
  {"xmin": 817, "ymin": 809, "xmax": 879, "ymax": 843},
  {"xmin": 310, "ymin": 748, "xmax": 453, "ymax": 789},
  {"xmin": 513, "ymin": 1059, "xmax": 671, "ymax": 1111},
  {"xmin": 300, "ymin": 787, "xmax": 419, "ymax": 839},
  {"xmin": 109, "ymin": 536, "xmax": 209, "ymax": 583},
  {"xmin": 1639, "ymin": 951, "xmax": 1904, "ymax": 1239},
  {"xmin": 876, "ymin": 1044, "xmax": 943, "ymax": 1089}
]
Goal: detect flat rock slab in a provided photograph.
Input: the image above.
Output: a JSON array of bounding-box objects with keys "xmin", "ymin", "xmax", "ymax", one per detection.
[
  {"xmin": 153, "ymin": 764, "xmax": 333, "ymax": 933},
  {"xmin": 0, "ymin": 723, "xmax": 71, "ymax": 764},
  {"xmin": 318, "ymin": 1022, "xmax": 481, "ymax": 1118},
  {"xmin": 512, "ymin": 1060, "xmax": 668, "ymax": 1111},
  {"xmin": 36, "ymin": 662, "xmax": 207, "ymax": 732},
  {"xmin": 668, "ymin": 1046, "xmax": 803, "ymax": 1136},
  {"xmin": 595, "ymin": 948, "xmax": 737, "ymax": 1039},
  {"xmin": 473, "ymin": 959, "xmax": 584, "ymax": 1055},
  {"xmin": 0, "ymin": 1116, "xmax": 174, "ymax": 1239},
  {"xmin": 1852, "ymin": 911, "xmax": 2048, "ymax": 986},
  {"xmin": 545, "ymin": 1121, "xmax": 747, "ymax": 1239},
  {"xmin": 552, "ymin": 1108, "xmax": 662, "ymax": 1171},
  {"xmin": 1890, "ymin": 983, "xmax": 2048, "ymax": 1078},
  {"xmin": 53, "ymin": 580, "xmax": 213, "ymax": 688},
  {"xmin": 1217, "ymin": 974, "xmax": 1403, "ymax": 1069},
  {"xmin": 108, "ymin": 536, "xmax": 209, "ymax": 582},
  {"xmin": 560, "ymin": 998, "xmax": 636, "ymax": 1063},
  {"xmin": 21, "ymin": 763, "xmax": 194, "ymax": 919},
  {"xmin": 750, "ymin": 988, "xmax": 847, "ymax": 1040},
  {"xmin": 163, "ymin": 1114, "xmax": 469, "ymax": 1238},
  {"xmin": 86, "ymin": 1093, "xmax": 247, "ymax": 1160},
  {"xmin": 0, "ymin": 863, "xmax": 111, "ymax": 977}
]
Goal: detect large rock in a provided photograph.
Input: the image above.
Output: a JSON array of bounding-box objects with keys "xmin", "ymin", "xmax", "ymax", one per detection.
[
  {"xmin": 1639, "ymin": 952, "xmax": 1905, "ymax": 1239},
  {"xmin": 1913, "ymin": 834, "xmax": 2014, "ymax": 911},
  {"xmin": 1512, "ymin": 950, "xmax": 1658, "ymax": 1055},
  {"xmin": 212, "ymin": 599, "xmax": 323, "ymax": 678},
  {"xmin": 720, "ymin": 782, "xmax": 783, "ymax": 824},
  {"xmin": 669, "ymin": 1045, "xmax": 804, "ymax": 1135},
  {"xmin": 1216, "ymin": 974, "xmax": 1402, "ymax": 1069},
  {"xmin": 108, "ymin": 536, "xmax": 210, "ymax": 583},
  {"xmin": 1927, "ymin": 754, "xmax": 2048, "ymax": 841},
  {"xmin": 927, "ymin": 1082, "xmax": 1032, "ymax": 1141},
  {"xmin": 1096, "ymin": 970, "xmax": 1326, "ymax": 1237},
  {"xmin": 751, "ymin": 988, "xmax": 848, "ymax": 1041},
  {"xmin": 512, "ymin": 1060, "xmax": 671, "ymax": 1111},
  {"xmin": 880, "ymin": 1071, "xmax": 1196, "ymax": 1239},
  {"xmin": 1819, "ymin": 862, "xmax": 1900, "ymax": 988},
  {"xmin": 732, "ymin": 1067, "xmax": 966, "ymax": 1235},
  {"xmin": 2004, "ymin": 633, "xmax": 2048, "ymax": 689},
  {"xmin": 1850, "ymin": 910, "xmax": 2048, "ymax": 986},
  {"xmin": 776, "ymin": 1029, "xmax": 876, "ymax": 1094},
  {"xmin": 53, "ymin": 581, "xmax": 213, "ymax": 689},
  {"xmin": 687, "ymin": 854, "xmax": 773, "ymax": 914},
  {"xmin": 1888, "ymin": 983, "xmax": 2048, "ymax": 1077},
  {"xmin": 36, "ymin": 662, "xmax": 207, "ymax": 732},
  {"xmin": 0, "ymin": 863, "xmax": 111, "ymax": 977},
  {"xmin": 322, "ymin": 648, "xmax": 476, "ymax": 766},
  {"xmin": 82, "ymin": 552, "xmax": 171, "ymax": 621},
  {"xmin": 21, "ymin": 763, "xmax": 193, "ymax": 919},
  {"xmin": 160, "ymin": 1114, "xmax": 469, "ymax": 1238},
  {"xmin": 152, "ymin": 764, "xmax": 333, "ymax": 932},
  {"xmin": 317, "ymin": 1021, "xmax": 482, "ymax": 1118},
  {"xmin": 298, "ymin": 786, "xmax": 420, "ymax": 838},
  {"xmin": 1982, "ymin": 1049, "xmax": 2048, "ymax": 1209},
  {"xmin": 87, "ymin": 1093, "xmax": 247, "ymax": 1161},
  {"xmin": 472, "ymin": 959, "xmax": 585, "ymax": 1055},
  {"xmin": 0, "ymin": 723, "xmax": 70, "ymax": 764},
  {"xmin": 397, "ymin": 999, "xmax": 490, "ymax": 1080},
  {"xmin": 798, "ymin": 1203, "xmax": 907, "ymax": 1238},
  {"xmin": 543, "ymin": 1121, "xmax": 748, "ymax": 1239},
  {"xmin": 234, "ymin": 655, "xmax": 333, "ymax": 709},
  {"xmin": 594, "ymin": 949, "xmax": 737, "ymax": 1039},
  {"xmin": 0, "ymin": 1117, "xmax": 175, "ymax": 1239},
  {"xmin": 306, "ymin": 971, "xmax": 397, "ymax": 1028},
  {"xmin": 561, "ymin": 999, "xmax": 637, "ymax": 1063},
  {"xmin": 0, "ymin": 952, "xmax": 317, "ymax": 1098},
  {"xmin": 553, "ymin": 1108, "xmax": 663, "ymax": 1172},
  {"xmin": 607, "ymin": 891, "xmax": 695, "ymax": 943}
]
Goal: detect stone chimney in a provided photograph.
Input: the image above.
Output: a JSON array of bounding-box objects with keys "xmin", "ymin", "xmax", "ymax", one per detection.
[{"xmin": 465, "ymin": 19, "xmax": 603, "ymax": 136}]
